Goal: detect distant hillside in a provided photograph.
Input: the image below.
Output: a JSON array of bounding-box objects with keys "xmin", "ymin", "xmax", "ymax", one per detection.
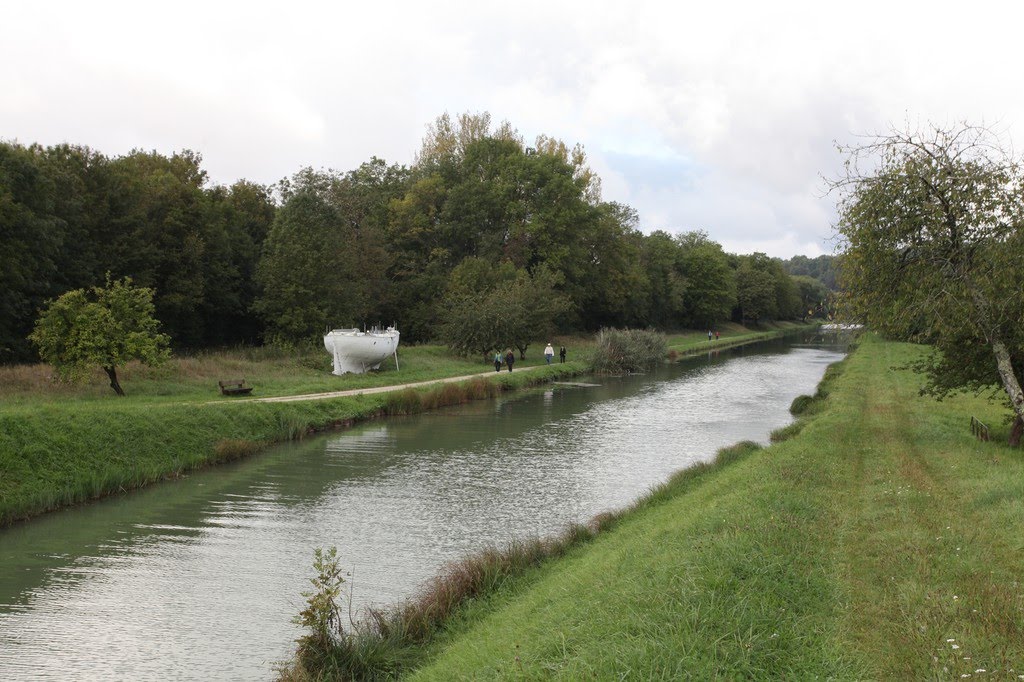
[{"xmin": 780, "ymin": 254, "xmax": 838, "ymax": 290}]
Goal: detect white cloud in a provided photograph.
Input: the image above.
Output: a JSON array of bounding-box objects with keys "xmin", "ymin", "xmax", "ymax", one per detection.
[{"xmin": 5, "ymin": 0, "xmax": 1024, "ymax": 256}]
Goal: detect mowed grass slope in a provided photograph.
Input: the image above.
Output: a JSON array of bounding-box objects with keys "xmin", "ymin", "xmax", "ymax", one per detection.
[{"xmin": 404, "ymin": 335, "xmax": 1024, "ymax": 680}]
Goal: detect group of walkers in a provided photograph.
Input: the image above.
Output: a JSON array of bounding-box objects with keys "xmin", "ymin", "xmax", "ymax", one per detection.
[
  {"xmin": 493, "ymin": 343, "xmax": 567, "ymax": 372},
  {"xmin": 707, "ymin": 329, "xmax": 720, "ymax": 342}
]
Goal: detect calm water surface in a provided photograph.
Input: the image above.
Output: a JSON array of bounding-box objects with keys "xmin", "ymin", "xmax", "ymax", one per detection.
[{"xmin": 0, "ymin": 336, "xmax": 845, "ymax": 680}]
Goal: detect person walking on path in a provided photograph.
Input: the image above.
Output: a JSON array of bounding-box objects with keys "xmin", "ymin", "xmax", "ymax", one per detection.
[
  {"xmin": 559, "ymin": 345, "xmax": 566, "ymax": 363},
  {"xmin": 494, "ymin": 351, "xmax": 503, "ymax": 372},
  {"xmin": 708, "ymin": 330, "xmax": 713, "ymax": 342},
  {"xmin": 505, "ymin": 349, "xmax": 515, "ymax": 372},
  {"xmin": 544, "ymin": 343, "xmax": 554, "ymax": 364},
  {"xmin": 715, "ymin": 330, "xmax": 720, "ymax": 341}
]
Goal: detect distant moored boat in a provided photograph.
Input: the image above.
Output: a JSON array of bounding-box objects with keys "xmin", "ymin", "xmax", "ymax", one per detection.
[{"xmin": 324, "ymin": 326, "xmax": 400, "ymax": 375}]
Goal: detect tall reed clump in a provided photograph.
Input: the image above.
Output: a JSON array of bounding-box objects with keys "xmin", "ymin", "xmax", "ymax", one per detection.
[
  {"xmin": 384, "ymin": 378, "xmax": 507, "ymax": 417},
  {"xmin": 590, "ymin": 328, "xmax": 667, "ymax": 374},
  {"xmin": 213, "ymin": 438, "xmax": 262, "ymax": 462}
]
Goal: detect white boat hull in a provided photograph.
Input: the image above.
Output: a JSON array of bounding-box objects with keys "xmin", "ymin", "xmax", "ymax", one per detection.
[{"xmin": 324, "ymin": 327, "xmax": 400, "ymax": 375}]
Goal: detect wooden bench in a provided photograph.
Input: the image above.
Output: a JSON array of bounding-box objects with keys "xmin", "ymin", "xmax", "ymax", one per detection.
[{"xmin": 218, "ymin": 379, "xmax": 253, "ymax": 396}]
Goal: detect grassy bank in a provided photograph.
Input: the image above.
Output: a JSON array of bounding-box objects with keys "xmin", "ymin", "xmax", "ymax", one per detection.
[
  {"xmin": 0, "ymin": 342, "xmax": 571, "ymax": 406},
  {"xmin": 288, "ymin": 334, "xmax": 1023, "ymax": 679},
  {"xmin": 0, "ymin": 323, "xmax": 811, "ymax": 526},
  {"xmin": 666, "ymin": 320, "xmax": 813, "ymax": 358},
  {"xmin": 0, "ymin": 359, "xmax": 581, "ymax": 526}
]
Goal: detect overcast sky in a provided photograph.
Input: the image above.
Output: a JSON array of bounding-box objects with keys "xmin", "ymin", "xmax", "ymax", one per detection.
[{"xmin": 4, "ymin": 0, "xmax": 1023, "ymax": 257}]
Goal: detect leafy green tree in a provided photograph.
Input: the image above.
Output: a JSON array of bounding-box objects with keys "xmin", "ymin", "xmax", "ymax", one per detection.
[
  {"xmin": 0, "ymin": 143, "xmax": 65, "ymax": 362},
  {"xmin": 676, "ymin": 231, "xmax": 736, "ymax": 327},
  {"xmin": 835, "ymin": 122, "xmax": 1024, "ymax": 444},
  {"xmin": 578, "ymin": 202, "xmax": 648, "ymax": 329},
  {"xmin": 507, "ymin": 265, "xmax": 571, "ymax": 358},
  {"xmin": 104, "ymin": 149, "xmax": 213, "ymax": 347},
  {"xmin": 438, "ymin": 259, "xmax": 568, "ymax": 360},
  {"xmin": 735, "ymin": 254, "xmax": 779, "ymax": 324},
  {"xmin": 773, "ymin": 264, "xmax": 802, "ymax": 320},
  {"xmin": 384, "ymin": 174, "xmax": 450, "ymax": 341},
  {"xmin": 534, "ymin": 133, "xmax": 602, "ymax": 204},
  {"xmin": 29, "ymin": 275, "xmax": 170, "ymax": 396},
  {"xmin": 200, "ymin": 180, "xmax": 276, "ymax": 345},
  {"xmin": 254, "ymin": 191, "xmax": 359, "ymax": 343},
  {"xmin": 639, "ymin": 231, "xmax": 686, "ymax": 328},
  {"xmin": 733, "ymin": 252, "xmax": 801, "ymax": 324},
  {"xmin": 792, "ymin": 275, "xmax": 830, "ymax": 320},
  {"xmin": 257, "ymin": 162, "xmax": 409, "ymax": 344}
]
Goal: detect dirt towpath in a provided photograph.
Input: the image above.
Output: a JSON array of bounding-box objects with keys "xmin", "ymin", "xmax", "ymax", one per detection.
[{"xmin": 239, "ymin": 365, "xmax": 546, "ymax": 404}]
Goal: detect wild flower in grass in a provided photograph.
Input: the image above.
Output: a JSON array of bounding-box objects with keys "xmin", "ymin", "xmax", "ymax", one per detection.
[
  {"xmin": 947, "ymin": 638, "xmax": 956, "ymax": 643},
  {"xmin": 952, "ymin": 644, "xmax": 961, "ymax": 650}
]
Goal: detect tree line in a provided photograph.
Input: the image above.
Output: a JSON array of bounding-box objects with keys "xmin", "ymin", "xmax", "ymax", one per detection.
[{"xmin": 1, "ymin": 112, "xmax": 834, "ymax": 364}]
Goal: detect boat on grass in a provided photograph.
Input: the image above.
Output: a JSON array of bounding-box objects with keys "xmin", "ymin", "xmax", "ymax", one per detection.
[{"xmin": 324, "ymin": 326, "xmax": 400, "ymax": 375}]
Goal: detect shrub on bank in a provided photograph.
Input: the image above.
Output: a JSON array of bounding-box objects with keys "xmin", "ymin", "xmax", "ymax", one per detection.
[{"xmin": 591, "ymin": 328, "xmax": 667, "ymax": 374}]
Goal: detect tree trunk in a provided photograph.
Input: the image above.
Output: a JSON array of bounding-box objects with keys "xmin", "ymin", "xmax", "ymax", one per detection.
[
  {"xmin": 104, "ymin": 365, "xmax": 126, "ymax": 397},
  {"xmin": 991, "ymin": 340, "xmax": 1024, "ymax": 445},
  {"xmin": 1010, "ymin": 415, "xmax": 1023, "ymax": 448},
  {"xmin": 969, "ymin": 285, "xmax": 1024, "ymax": 446}
]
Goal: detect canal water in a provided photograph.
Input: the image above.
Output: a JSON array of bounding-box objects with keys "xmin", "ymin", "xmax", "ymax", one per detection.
[{"xmin": 0, "ymin": 335, "xmax": 845, "ymax": 680}]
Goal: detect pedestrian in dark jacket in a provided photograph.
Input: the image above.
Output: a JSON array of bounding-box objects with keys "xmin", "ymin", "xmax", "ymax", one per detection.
[
  {"xmin": 505, "ymin": 349, "xmax": 515, "ymax": 372},
  {"xmin": 559, "ymin": 345, "xmax": 566, "ymax": 363}
]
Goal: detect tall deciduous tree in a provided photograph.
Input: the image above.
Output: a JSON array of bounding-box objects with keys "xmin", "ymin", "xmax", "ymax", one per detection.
[
  {"xmin": 254, "ymin": 191, "xmax": 359, "ymax": 343},
  {"xmin": 29, "ymin": 275, "xmax": 170, "ymax": 396},
  {"xmin": 0, "ymin": 143, "xmax": 63, "ymax": 362},
  {"xmin": 677, "ymin": 231, "xmax": 736, "ymax": 327},
  {"xmin": 735, "ymin": 253, "xmax": 779, "ymax": 324},
  {"xmin": 438, "ymin": 258, "xmax": 568, "ymax": 360},
  {"xmin": 792, "ymin": 275, "xmax": 830, "ymax": 320},
  {"xmin": 835, "ymin": 122, "xmax": 1024, "ymax": 444},
  {"xmin": 257, "ymin": 162, "xmax": 408, "ymax": 344}
]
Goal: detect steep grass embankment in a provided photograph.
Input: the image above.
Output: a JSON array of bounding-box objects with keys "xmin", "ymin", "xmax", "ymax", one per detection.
[{"xmin": 377, "ymin": 335, "xmax": 1024, "ymax": 679}]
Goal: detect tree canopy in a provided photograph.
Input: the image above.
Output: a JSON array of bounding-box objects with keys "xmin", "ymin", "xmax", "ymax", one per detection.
[
  {"xmin": 29, "ymin": 275, "xmax": 171, "ymax": 395},
  {"xmin": 835, "ymin": 122, "xmax": 1024, "ymax": 444},
  {"xmin": 438, "ymin": 258, "xmax": 569, "ymax": 359}
]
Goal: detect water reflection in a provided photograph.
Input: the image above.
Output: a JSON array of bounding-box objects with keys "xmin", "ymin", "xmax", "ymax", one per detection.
[{"xmin": 0, "ymin": 336, "xmax": 844, "ymax": 681}]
